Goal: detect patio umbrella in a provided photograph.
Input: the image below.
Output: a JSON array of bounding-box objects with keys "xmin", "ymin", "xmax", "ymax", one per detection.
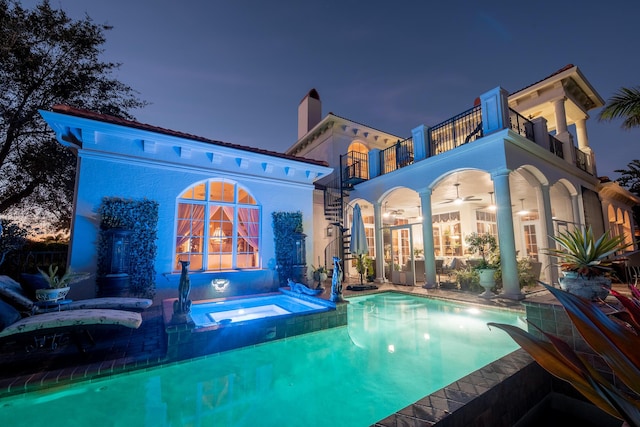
[{"xmin": 349, "ymin": 203, "xmax": 369, "ymax": 285}]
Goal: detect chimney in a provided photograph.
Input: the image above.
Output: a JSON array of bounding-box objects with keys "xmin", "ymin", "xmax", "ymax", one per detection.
[{"xmin": 298, "ymin": 89, "xmax": 321, "ymax": 139}]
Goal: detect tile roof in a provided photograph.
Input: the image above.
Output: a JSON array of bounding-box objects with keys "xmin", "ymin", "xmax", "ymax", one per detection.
[
  {"xmin": 509, "ymin": 64, "xmax": 575, "ymax": 96},
  {"xmin": 51, "ymin": 105, "xmax": 329, "ymax": 167}
]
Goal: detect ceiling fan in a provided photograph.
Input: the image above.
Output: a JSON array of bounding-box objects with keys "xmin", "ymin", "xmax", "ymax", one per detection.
[{"xmin": 440, "ymin": 183, "xmax": 482, "ymax": 204}]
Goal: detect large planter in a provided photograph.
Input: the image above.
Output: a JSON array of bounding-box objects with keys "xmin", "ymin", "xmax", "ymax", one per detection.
[
  {"xmin": 35, "ymin": 286, "xmax": 70, "ymax": 302},
  {"xmin": 558, "ymin": 273, "xmax": 611, "ymax": 301},
  {"xmin": 478, "ymin": 268, "xmax": 496, "ymax": 298},
  {"xmin": 97, "ymin": 273, "xmax": 130, "ymax": 297}
]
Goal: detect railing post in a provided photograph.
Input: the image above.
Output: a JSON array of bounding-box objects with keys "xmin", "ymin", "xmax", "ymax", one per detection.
[
  {"xmin": 411, "ymin": 125, "xmax": 429, "ymax": 161},
  {"xmin": 480, "ymin": 86, "xmax": 509, "ymax": 135},
  {"xmin": 369, "ymin": 148, "xmax": 381, "ymax": 178},
  {"xmin": 531, "ymin": 117, "xmax": 550, "ymax": 150}
]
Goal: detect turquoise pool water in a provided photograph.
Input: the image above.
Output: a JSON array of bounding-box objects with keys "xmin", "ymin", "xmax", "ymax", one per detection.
[{"xmin": 0, "ymin": 292, "xmax": 523, "ymax": 427}]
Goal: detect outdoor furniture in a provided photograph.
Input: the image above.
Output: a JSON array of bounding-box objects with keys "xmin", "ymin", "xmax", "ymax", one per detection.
[{"xmin": 0, "ymin": 275, "xmax": 152, "ymax": 314}]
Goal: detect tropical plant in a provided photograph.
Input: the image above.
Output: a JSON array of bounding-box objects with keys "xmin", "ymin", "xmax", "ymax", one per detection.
[
  {"xmin": 545, "ymin": 226, "xmax": 632, "ymax": 278},
  {"xmin": 37, "ymin": 264, "xmax": 89, "ymax": 289},
  {"xmin": 598, "ymin": 86, "xmax": 640, "ymax": 130},
  {"xmin": 0, "ymin": 0, "xmax": 147, "ymax": 231},
  {"xmin": 465, "ymin": 232, "xmax": 498, "ymax": 269},
  {"xmin": 488, "ymin": 283, "xmax": 640, "ymax": 426}
]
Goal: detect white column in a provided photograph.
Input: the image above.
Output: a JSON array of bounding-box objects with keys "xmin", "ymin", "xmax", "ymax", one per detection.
[
  {"xmin": 575, "ymin": 118, "xmax": 589, "ymax": 150},
  {"xmin": 571, "ymin": 194, "xmax": 582, "ymax": 227},
  {"xmin": 553, "ymin": 97, "xmax": 575, "ymax": 163},
  {"xmin": 553, "ymin": 97, "xmax": 569, "ymax": 134},
  {"xmin": 539, "ymin": 184, "xmax": 558, "ymax": 285},
  {"xmin": 419, "ymin": 190, "xmax": 438, "ymax": 288},
  {"xmin": 373, "ymin": 201, "xmax": 386, "ymax": 283},
  {"xmin": 492, "ymin": 169, "xmax": 524, "ymax": 300}
]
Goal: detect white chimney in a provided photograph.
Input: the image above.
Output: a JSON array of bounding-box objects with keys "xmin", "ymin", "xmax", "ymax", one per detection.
[{"xmin": 298, "ymin": 89, "xmax": 321, "ymax": 139}]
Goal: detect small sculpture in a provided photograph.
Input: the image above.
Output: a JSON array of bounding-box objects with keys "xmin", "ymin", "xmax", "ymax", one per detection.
[
  {"xmin": 287, "ymin": 278, "xmax": 322, "ymax": 296},
  {"xmin": 330, "ymin": 256, "xmax": 344, "ymax": 302},
  {"xmin": 173, "ymin": 260, "xmax": 192, "ymax": 321}
]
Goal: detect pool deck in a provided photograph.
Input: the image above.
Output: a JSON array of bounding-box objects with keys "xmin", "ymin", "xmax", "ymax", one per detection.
[{"xmin": 0, "ymin": 279, "xmax": 630, "ymax": 424}]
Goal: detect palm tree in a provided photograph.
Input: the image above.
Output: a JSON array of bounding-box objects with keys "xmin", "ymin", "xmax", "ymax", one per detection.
[{"xmin": 599, "ymin": 86, "xmax": 640, "ymax": 129}]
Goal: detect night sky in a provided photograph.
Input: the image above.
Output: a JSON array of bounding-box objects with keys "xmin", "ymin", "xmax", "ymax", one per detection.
[{"xmin": 24, "ymin": 0, "xmax": 640, "ymax": 179}]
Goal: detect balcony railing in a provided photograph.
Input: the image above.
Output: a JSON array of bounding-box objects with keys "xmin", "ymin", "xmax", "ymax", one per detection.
[
  {"xmin": 508, "ymin": 108, "xmax": 535, "ymax": 141},
  {"xmin": 549, "ymin": 135, "xmax": 564, "ymax": 159},
  {"xmin": 379, "ymin": 137, "xmax": 414, "ymax": 175},
  {"xmin": 430, "ymin": 105, "xmax": 483, "ymax": 156},
  {"xmin": 341, "ymin": 150, "xmax": 369, "ymax": 186},
  {"xmin": 575, "ymin": 147, "xmax": 589, "ymax": 173}
]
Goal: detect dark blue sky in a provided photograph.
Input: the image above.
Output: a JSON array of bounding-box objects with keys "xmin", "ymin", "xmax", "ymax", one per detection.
[{"xmin": 28, "ymin": 0, "xmax": 639, "ymax": 179}]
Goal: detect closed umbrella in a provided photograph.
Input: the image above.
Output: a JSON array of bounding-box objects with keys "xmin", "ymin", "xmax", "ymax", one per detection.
[{"xmin": 349, "ymin": 203, "xmax": 369, "ymax": 286}]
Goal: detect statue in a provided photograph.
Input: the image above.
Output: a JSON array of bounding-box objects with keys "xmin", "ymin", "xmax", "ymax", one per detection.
[
  {"xmin": 287, "ymin": 278, "xmax": 322, "ymax": 296},
  {"xmin": 173, "ymin": 260, "xmax": 192, "ymax": 322},
  {"xmin": 330, "ymin": 256, "xmax": 344, "ymax": 302}
]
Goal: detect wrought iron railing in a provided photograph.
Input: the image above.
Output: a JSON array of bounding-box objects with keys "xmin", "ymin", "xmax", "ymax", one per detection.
[
  {"xmin": 508, "ymin": 108, "xmax": 535, "ymax": 141},
  {"xmin": 430, "ymin": 105, "xmax": 482, "ymax": 156},
  {"xmin": 549, "ymin": 135, "xmax": 564, "ymax": 159},
  {"xmin": 379, "ymin": 137, "xmax": 414, "ymax": 175},
  {"xmin": 575, "ymin": 147, "xmax": 590, "ymax": 173},
  {"xmin": 341, "ymin": 150, "xmax": 369, "ymax": 183}
]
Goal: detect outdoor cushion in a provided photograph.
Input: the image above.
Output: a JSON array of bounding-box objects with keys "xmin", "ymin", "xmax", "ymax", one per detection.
[
  {"xmin": 0, "ymin": 308, "xmax": 142, "ymax": 338},
  {"xmin": 0, "ymin": 276, "xmax": 35, "ymax": 312},
  {"xmin": 0, "ymin": 299, "xmax": 21, "ymax": 331},
  {"xmin": 68, "ymin": 297, "xmax": 152, "ymax": 311},
  {"xmin": 19, "ymin": 273, "xmax": 49, "ymax": 299}
]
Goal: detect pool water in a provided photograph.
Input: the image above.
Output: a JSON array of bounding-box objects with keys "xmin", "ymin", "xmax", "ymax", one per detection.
[
  {"xmin": 0, "ymin": 293, "xmax": 524, "ymax": 427},
  {"xmin": 189, "ymin": 293, "xmax": 330, "ymax": 327}
]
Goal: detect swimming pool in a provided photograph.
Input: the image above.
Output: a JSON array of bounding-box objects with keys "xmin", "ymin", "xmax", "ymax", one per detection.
[{"xmin": 0, "ymin": 292, "xmax": 524, "ymax": 426}]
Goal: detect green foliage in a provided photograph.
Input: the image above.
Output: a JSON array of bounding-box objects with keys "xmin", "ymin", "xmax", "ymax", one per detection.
[
  {"xmin": 0, "ymin": 218, "xmax": 28, "ymax": 267},
  {"xmin": 456, "ymin": 266, "xmax": 480, "ymax": 291},
  {"xmin": 489, "ymin": 283, "xmax": 640, "ymax": 426},
  {"xmin": 37, "ymin": 264, "xmax": 89, "ymax": 289},
  {"xmin": 545, "ymin": 226, "xmax": 631, "ymax": 278},
  {"xmin": 272, "ymin": 211, "xmax": 303, "ymax": 285},
  {"xmin": 493, "ymin": 258, "xmax": 538, "ymax": 291},
  {"xmin": 97, "ymin": 197, "xmax": 158, "ymax": 298},
  {"xmin": 0, "ymin": 0, "xmax": 147, "ymax": 230},
  {"xmin": 465, "ymin": 232, "xmax": 498, "ymax": 269},
  {"xmin": 598, "ymin": 86, "xmax": 640, "ymax": 129}
]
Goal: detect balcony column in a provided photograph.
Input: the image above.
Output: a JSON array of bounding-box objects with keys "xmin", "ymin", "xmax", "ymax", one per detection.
[
  {"xmin": 539, "ymin": 184, "xmax": 558, "ymax": 285},
  {"xmin": 480, "ymin": 86, "xmax": 510, "ymax": 135},
  {"xmin": 575, "ymin": 118, "xmax": 597, "ymax": 175},
  {"xmin": 373, "ymin": 201, "xmax": 387, "ymax": 283},
  {"xmin": 419, "ymin": 189, "xmax": 438, "ymax": 288},
  {"xmin": 491, "ymin": 169, "xmax": 524, "ymax": 300},
  {"xmin": 412, "ymin": 125, "xmax": 429, "ymax": 161},
  {"xmin": 368, "ymin": 148, "xmax": 381, "ymax": 179},
  {"xmin": 552, "ymin": 97, "xmax": 576, "ymax": 163}
]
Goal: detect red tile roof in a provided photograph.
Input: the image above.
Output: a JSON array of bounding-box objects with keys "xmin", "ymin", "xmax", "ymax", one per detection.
[
  {"xmin": 51, "ymin": 105, "xmax": 329, "ymax": 167},
  {"xmin": 509, "ymin": 64, "xmax": 575, "ymax": 96}
]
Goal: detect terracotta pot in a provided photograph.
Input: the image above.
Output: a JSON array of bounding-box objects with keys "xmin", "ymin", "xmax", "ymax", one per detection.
[{"xmin": 558, "ymin": 274, "xmax": 611, "ymax": 300}]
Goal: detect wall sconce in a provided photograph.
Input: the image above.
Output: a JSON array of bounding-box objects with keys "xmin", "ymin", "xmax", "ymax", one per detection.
[{"xmin": 326, "ymin": 226, "xmax": 333, "ymax": 237}]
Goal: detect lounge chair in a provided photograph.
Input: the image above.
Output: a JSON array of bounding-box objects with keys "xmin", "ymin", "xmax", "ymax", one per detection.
[
  {"xmin": 0, "ymin": 275, "xmax": 152, "ymax": 314},
  {"xmin": 0, "ymin": 298, "xmax": 142, "ymax": 352}
]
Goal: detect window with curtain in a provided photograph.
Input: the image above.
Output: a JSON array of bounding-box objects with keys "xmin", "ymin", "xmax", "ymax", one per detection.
[{"xmin": 175, "ymin": 179, "xmax": 260, "ymax": 271}]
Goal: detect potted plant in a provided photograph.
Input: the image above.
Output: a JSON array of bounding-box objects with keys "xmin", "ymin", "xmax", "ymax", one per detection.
[
  {"xmin": 311, "ymin": 258, "xmax": 328, "ymax": 290},
  {"xmin": 544, "ymin": 226, "xmax": 632, "ymax": 300},
  {"xmin": 35, "ymin": 265, "xmax": 90, "ymax": 302},
  {"xmin": 465, "ymin": 232, "xmax": 499, "ymax": 298}
]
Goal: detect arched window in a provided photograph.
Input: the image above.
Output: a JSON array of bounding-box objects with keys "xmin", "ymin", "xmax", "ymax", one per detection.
[{"xmin": 175, "ymin": 179, "xmax": 260, "ymax": 271}]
